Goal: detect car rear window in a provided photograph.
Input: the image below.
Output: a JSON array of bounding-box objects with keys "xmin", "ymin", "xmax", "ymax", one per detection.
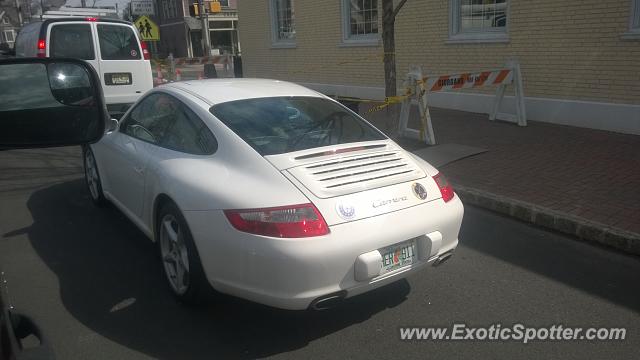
[
  {"xmin": 97, "ymin": 24, "xmax": 141, "ymax": 60},
  {"xmin": 210, "ymin": 97, "xmax": 387, "ymax": 156},
  {"xmin": 50, "ymin": 24, "xmax": 95, "ymax": 60}
]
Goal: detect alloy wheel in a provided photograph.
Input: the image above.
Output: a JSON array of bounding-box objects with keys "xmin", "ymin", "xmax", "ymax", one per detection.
[{"xmin": 160, "ymin": 214, "xmax": 191, "ymax": 295}]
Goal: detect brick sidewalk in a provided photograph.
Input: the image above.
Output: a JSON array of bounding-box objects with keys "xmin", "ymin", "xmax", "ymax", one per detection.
[{"xmin": 360, "ymin": 106, "xmax": 640, "ymax": 252}]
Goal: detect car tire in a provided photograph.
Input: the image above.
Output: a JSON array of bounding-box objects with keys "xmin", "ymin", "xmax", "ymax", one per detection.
[
  {"xmin": 157, "ymin": 201, "xmax": 211, "ymax": 305},
  {"xmin": 83, "ymin": 146, "xmax": 106, "ymax": 206}
]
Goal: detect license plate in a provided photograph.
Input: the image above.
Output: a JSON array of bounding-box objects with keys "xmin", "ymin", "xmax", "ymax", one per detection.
[
  {"xmin": 106, "ymin": 73, "xmax": 131, "ymax": 85},
  {"xmin": 380, "ymin": 240, "xmax": 416, "ymax": 274}
]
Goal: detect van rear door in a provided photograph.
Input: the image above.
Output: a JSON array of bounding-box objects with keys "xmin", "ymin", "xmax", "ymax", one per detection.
[
  {"xmin": 47, "ymin": 22, "xmax": 100, "ymax": 76},
  {"xmin": 94, "ymin": 23, "xmax": 153, "ymax": 110}
]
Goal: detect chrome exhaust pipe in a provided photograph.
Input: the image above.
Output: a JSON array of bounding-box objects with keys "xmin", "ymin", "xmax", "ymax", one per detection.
[
  {"xmin": 432, "ymin": 251, "xmax": 454, "ymax": 267},
  {"xmin": 309, "ymin": 291, "xmax": 346, "ymax": 310}
]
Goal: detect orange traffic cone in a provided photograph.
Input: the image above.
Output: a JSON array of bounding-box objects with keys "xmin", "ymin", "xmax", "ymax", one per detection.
[
  {"xmin": 175, "ymin": 69, "xmax": 182, "ymax": 81},
  {"xmin": 154, "ymin": 64, "xmax": 163, "ymax": 86},
  {"xmin": 198, "ymin": 71, "xmax": 204, "ymax": 80}
]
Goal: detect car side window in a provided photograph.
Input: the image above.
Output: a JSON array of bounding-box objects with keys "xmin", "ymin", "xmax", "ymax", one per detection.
[
  {"xmin": 120, "ymin": 93, "xmax": 176, "ymax": 144},
  {"xmin": 161, "ymin": 102, "xmax": 218, "ymax": 155},
  {"xmin": 97, "ymin": 24, "xmax": 141, "ymax": 60},
  {"xmin": 50, "ymin": 24, "xmax": 95, "ymax": 60}
]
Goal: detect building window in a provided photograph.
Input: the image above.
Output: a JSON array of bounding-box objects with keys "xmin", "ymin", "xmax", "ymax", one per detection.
[
  {"xmin": 4, "ymin": 30, "xmax": 15, "ymax": 44},
  {"xmin": 449, "ymin": 0, "xmax": 509, "ymax": 43},
  {"xmin": 161, "ymin": 0, "xmax": 178, "ymax": 20},
  {"xmin": 341, "ymin": 0, "xmax": 379, "ymax": 45},
  {"xmin": 218, "ymin": 0, "xmax": 229, "ymax": 7},
  {"xmin": 269, "ymin": 0, "xmax": 295, "ymax": 47}
]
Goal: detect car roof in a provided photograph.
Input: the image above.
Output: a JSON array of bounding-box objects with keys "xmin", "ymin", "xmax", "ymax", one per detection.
[
  {"xmin": 40, "ymin": 18, "xmax": 133, "ymax": 26},
  {"xmin": 163, "ymin": 79, "xmax": 326, "ymax": 105}
]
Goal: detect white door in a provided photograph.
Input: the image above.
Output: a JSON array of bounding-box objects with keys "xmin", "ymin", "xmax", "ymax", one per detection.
[
  {"xmin": 47, "ymin": 22, "xmax": 100, "ymax": 75},
  {"xmin": 94, "ymin": 23, "xmax": 153, "ymax": 107},
  {"xmin": 98, "ymin": 93, "xmax": 171, "ymax": 218}
]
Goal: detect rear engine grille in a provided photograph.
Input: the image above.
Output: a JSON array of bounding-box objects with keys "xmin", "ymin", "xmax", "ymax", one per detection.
[{"xmin": 287, "ymin": 151, "xmax": 425, "ymax": 198}]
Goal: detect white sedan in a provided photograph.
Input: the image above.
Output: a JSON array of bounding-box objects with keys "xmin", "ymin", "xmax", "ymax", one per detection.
[{"xmin": 84, "ymin": 79, "xmax": 464, "ymax": 310}]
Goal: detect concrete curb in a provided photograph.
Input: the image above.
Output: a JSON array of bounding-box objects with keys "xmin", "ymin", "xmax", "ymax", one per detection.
[{"xmin": 453, "ymin": 183, "xmax": 640, "ymax": 256}]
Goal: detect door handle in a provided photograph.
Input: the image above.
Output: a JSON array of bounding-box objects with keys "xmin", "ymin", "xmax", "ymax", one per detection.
[{"xmin": 134, "ymin": 166, "xmax": 144, "ymax": 174}]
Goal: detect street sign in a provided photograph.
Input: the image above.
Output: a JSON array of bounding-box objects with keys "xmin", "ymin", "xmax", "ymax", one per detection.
[
  {"xmin": 131, "ymin": 1, "xmax": 155, "ymax": 16},
  {"xmin": 134, "ymin": 15, "xmax": 160, "ymax": 41}
]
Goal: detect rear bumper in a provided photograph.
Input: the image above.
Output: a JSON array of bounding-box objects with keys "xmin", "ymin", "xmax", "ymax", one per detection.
[{"xmin": 184, "ymin": 194, "xmax": 463, "ymax": 310}]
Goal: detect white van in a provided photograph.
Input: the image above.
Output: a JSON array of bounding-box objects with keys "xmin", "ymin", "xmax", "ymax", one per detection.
[{"xmin": 15, "ymin": 17, "xmax": 154, "ymax": 118}]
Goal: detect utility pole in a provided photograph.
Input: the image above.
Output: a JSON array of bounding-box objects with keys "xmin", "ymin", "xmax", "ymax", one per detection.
[
  {"xmin": 15, "ymin": 0, "xmax": 23, "ymax": 25},
  {"xmin": 200, "ymin": 0, "xmax": 210, "ymax": 56},
  {"xmin": 80, "ymin": 0, "xmax": 86, "ymax": 8}
]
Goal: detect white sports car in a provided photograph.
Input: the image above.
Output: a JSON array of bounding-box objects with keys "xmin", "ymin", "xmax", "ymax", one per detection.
[{"xmin": 84, "ymin": 79, "xmax": 464, "ymax": 310}]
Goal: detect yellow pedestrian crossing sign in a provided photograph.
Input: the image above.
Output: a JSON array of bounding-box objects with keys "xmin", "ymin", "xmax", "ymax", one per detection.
[{"xmin": 135, "ymin": 15, "xmax": 159, "ymax": 41}]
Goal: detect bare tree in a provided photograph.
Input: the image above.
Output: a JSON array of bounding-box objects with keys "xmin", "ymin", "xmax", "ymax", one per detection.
[{"xmin": 381, "ymin": 0, "xmax": 408, "ymax": 135}]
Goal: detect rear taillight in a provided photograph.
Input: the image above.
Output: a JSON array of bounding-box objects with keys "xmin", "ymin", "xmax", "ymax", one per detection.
[
  {"xmin": 85, "ymin": 17, "xmax": 98, "ymax": 21},
  {"xmin": 140, "ymin": 41, "xmax": 150, "ymax": 60},
  {"xmin": 433, "ymin": 173, "xmax": 455, "ymax": 202},
  {"xmin": 224, "ymin": 204, "xmax": 330, "ymax": 238},
  {"xmin": 37, "ymin": 39, "xmax": 46, "ymax": 58}
]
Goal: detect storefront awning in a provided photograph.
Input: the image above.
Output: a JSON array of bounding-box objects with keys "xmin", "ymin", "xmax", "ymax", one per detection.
[{"xmin": 185, "ymin": 17, "xmax": 202, "ymax": 31}]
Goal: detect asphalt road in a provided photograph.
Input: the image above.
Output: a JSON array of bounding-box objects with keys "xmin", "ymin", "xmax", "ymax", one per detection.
[{"xmin": 0, "ymin": 147, "xmax": 638, "ymax": 360}]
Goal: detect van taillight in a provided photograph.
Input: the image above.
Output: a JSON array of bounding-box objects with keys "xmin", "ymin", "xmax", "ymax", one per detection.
[
  {"xmin": 140, "ymin": 41, "xmax": 150, "ymax": 60},
  {"xmin": 37, "ymin": 39, "xmax": 46, "ymax": 58}
]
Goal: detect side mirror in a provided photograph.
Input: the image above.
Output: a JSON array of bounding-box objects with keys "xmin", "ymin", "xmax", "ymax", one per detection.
[
  {"xmin": 0, "ymin": 58, "xmax": 108, "ymax": 149},
  {"xmin": 107, "ymin": 118, "xmax": 119, "ymax": 132}
]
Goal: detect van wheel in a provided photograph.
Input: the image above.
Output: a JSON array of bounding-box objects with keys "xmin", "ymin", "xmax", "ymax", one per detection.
[
  {"xmin": 83, "ymin": 146, "xmax": 106, "ymax": 206},
  {"xmin": 157, "ymin": 201, "xmax": 210, "ymax": 304}
]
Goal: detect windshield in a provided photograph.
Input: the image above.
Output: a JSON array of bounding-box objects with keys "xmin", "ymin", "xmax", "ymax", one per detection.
[{"xmin": 209, "ymin": 96, "xmax": 387, "ymax": 155}]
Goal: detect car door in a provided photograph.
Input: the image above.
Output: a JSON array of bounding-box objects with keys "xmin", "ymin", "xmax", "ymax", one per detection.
[
  {"xmin": 99, "ymin": 93, "xmax": 174, "ymax": 219},
  {"xmin": 47, "ymin": 22, "xmax": 100, "ymax": 74},
  {"xmin": 95, "ymin": 23, "xmax": 152, "ymax": 106},
  {"xmin": 139, "ymin": 95, "xmax": 219, "ymax": 225}
]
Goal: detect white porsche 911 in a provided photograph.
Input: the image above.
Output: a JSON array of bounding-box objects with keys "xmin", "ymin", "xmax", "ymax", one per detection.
[{"xmin": 84, "ymin": 79, "xmax": 464, "ymax": 310}]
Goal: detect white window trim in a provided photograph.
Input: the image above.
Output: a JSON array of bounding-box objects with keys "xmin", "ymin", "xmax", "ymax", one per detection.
[
  {"xmin": 3, "ymin": 30, "xmax": 15, "ymax": 43},
  {"xmin": 2, "ymin": 17, "xmax": 9, "ymax": 25},
  {"xmin": 340, "ymin": 0, "xmax": 380, "ymax": 47},
  {"xmin": 621, "ymin": 0, "xmax": 640, "ymax": 39},
  {"xmin": 269, "ymin": 0, "xmax": 296, "ymax": 48},
  {"xmin": 447, "ymin": 0, "xmax": 510, "ymax": 44}
]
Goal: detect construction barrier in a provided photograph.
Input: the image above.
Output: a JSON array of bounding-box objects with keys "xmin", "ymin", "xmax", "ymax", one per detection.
[
  {"xmin": 152, "ymin": 54, "xmax": 235, "ymax": 86},
  {"xmin": 171, "ymin": 54, "xmax": 233, "ymax": 66},
  {"xmin": 399, "ymin": 60, "xmax": 526, "ymax": 145}
]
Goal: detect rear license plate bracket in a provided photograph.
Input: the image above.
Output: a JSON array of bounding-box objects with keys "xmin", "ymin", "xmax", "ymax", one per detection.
[
  {"xmin": 379, "ymin": 240, "xmax": 416, "ymax": 275},
  {"xmin": 105, "ymin": 73, "xmax": 132, "ymax": 86}
]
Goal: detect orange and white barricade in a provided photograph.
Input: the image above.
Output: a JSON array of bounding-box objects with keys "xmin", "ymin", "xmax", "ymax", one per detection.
[
  {"xmin": 172, "ymin": 54, "xmax": 232, "ymax": 66},
  {"xmin": 399, "ymin": 60, "xmax": 526, "ymax": 145},
  {"xmin": 166, "ymin": 53, "xmax": 233, "ymax": 81}
]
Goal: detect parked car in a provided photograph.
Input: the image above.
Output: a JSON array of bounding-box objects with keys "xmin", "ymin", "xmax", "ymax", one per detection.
[
  {"xmin": 84, "ymin": 79, "xmax": 464, "ymax": 310},
  {"xmin": 14, "ymin": 17, "xmax": 153, "ymax": 118}
]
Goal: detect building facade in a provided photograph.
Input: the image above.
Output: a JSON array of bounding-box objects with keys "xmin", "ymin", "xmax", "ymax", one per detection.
[
  {"xmin": 155, "ymin": 0, "xmax": 239, "ymax": 58},
  {"xmin": 0, "ymin": 0, "xmax": 30, "ymax": 48},
  {"xmin": 238, "ymin": 0, "xmax": 640, "ymax": 135}
]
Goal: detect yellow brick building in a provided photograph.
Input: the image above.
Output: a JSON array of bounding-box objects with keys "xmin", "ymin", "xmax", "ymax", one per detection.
[{"xmin": 238, "ymin": 0, "xmax": 640, "ymax": 134}]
